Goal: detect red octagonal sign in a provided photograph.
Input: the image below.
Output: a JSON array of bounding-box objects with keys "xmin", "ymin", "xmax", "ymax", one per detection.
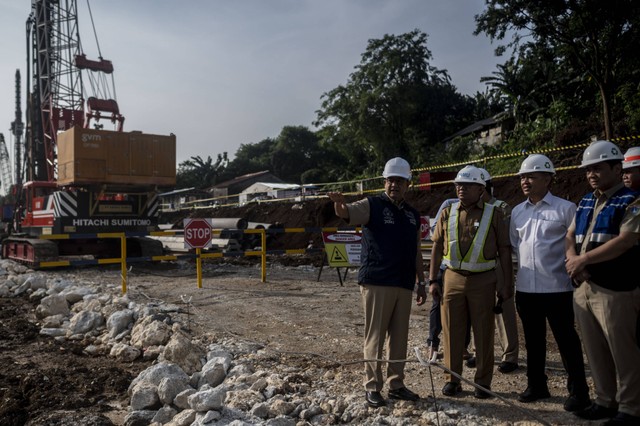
[{"xmin": 184, "ymin": 218, "xmax": 213, "ymax": 249}]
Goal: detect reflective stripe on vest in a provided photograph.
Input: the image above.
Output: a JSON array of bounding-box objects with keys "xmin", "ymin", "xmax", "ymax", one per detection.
[{"xmin": 442, "ymin": 201, "xmax": 497, "ymax": 272}]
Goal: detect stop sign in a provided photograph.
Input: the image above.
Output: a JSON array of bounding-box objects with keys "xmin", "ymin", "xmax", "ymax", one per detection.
[
  {"xmin": 184, "ymin": 218, "xmax": 213, "ymax": 249},
  {"xmin": 420, "ymin": 216, "xmax": 431, "ymax": 240}
]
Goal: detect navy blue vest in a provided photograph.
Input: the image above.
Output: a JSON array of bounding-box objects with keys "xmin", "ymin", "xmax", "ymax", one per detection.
[
  {"xmin": 358, "ymin": 194, "xmax": 420, "ymax": 290},
  {"xmin": 575, "ymin": 186, "xmax": 640, "ymax": 291}
]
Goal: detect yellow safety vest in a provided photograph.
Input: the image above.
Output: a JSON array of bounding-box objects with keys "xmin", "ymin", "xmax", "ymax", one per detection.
[{"xmin": 442, "ymin": 201, "xmax": 496, "ymax": 272}]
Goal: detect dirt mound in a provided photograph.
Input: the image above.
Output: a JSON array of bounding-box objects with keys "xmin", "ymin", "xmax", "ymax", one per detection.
[
  {"xmin": 0, "ymin": 296, "xmax": 150, "ymax": 425},
  {"xmin": 160, "ymin": 168, "xmax": 588, "ymax": 250}
]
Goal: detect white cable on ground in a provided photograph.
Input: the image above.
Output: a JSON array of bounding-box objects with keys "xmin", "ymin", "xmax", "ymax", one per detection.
[{"xmin": 414, "ymin": 347, "xmax": 552, "ymax": 426}]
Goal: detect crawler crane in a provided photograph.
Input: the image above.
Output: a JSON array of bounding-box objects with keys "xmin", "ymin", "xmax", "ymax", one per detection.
[{"xmin": 2, "ymin": 0, "xmax": 176, "ymax": 266}]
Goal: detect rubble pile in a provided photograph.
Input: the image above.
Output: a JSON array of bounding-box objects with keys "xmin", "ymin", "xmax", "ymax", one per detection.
[{"xmin": 0, "ymin": 259, "xmax": 494, "ymax": 425}]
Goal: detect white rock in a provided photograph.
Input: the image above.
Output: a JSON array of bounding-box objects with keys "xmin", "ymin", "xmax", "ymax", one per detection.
[
  {"xmin": 107, "ymin": 309, "xmax": 134, "ymax": 338},
  {"xmin": 131, "ymin": 317, "xmax": 171, "ymax": 348},
  {"xmin": 162, "ymin": 331, "xmax": 205, "ymax": 375},
  {"xmin": 130, "ymin": 382, "xmax": 161, "ymax": 410},
  {"xmin": 123, "ymin": 409, "xmax": 156, "ymax": 426},
  {"xmin": 128, "ymin": 361, "xmax": 189, "ymax": 395},
  {"xmin": 194, "ymin": 410, "xmax": 222, "ymax": 425},
  {"xmin": 174, "ymin": 388, "xmax": 197, "ymax": 410},
  {"xmin": 170, "ymin": 408, "xmax": 196, "ymax": 426},
  {"xmin": 188, "ymin": 388, "xmax": 227, "ymax": 412},
  {"xmin": 40, "ymin": 328, "xmax": 67, "ymax": 337},
  {"xmin": 110, "ymin": 342, "xmax": 141, "ymax": 362},
  {"xmin": 36, "ymin": 294, "xmax": 69, "ymax": 319},
  {"xmin": 68, "ymin": 310, "xmax": 104, "ymax": 335},
  {"xmin": 152, "ymin": 405, "xmax": 177, "ymax": 424},
  {"xmin": 158, "ymin": 376, "xmax": 191, "ymax": 405},
  {"xmin": 61, "ymin": 285, "xmax": 96, "ymax": 304}
]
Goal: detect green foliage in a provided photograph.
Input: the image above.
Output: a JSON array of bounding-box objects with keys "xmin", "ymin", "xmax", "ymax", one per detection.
[
  {"xmin": 217, "ymin": 138, "xmax": 275, "ymax": 182},
  {"xmin": 271, "ymin": 126, "xmax": 322, "ymax": 183},
  {"xmin": 315, "ymin": 29, "xmax": 474, "ymax": 174},
  {"xmin": 475, "ymin": 0, "xmax": 640, "ymax": 139},
  {"xmin": 176, "ymin": 153, "xmax": 228, "ymax": 189}
]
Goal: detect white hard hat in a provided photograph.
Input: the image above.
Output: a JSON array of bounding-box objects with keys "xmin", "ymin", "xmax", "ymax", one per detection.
[
  {"xmin": 454, "ymin": 165, "xmax": 486, "ymax": 186},
  {"xmin": 518, "ymin": 154, "xmax": 556, "ymax": 174},
  {"xmin": 382, "ymin": 157, "xmax": 411, "ymax": 180},
  {"xmin": 580, "ymin": 140, "xmax": 624, "ymax": 168},
  {"xmin": 477, "ymin": 167, "xmax": 491, "ymax": 182},
  {"xmin": 622, "ymin": 147, "xmax": 640, "ymax": 170}
]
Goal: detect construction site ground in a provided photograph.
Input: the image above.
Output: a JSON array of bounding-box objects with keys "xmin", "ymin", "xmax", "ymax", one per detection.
[{"xmin": 0, "ymin": 168, "xmax": 602, "ymax": 425}]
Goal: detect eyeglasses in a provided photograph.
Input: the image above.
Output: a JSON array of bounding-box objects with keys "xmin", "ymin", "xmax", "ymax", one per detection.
[
  {"xmin": 454, "ymin": 183, "xmax": 482, "ymax": 189},
  {"xmin": 520, "ymin": 175, "xmax": 540, "ymax": 181},
  {"xmin": 385, "ymin": 177, "xmax": 407, "ymax": 185}
]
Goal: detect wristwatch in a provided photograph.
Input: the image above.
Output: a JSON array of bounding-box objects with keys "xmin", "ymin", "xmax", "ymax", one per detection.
[{"xmin": 429, "ymin": 279, "xmax": 441, "ymax": 285}]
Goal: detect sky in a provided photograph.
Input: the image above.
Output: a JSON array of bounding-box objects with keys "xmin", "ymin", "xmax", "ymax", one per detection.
[{"xmin": 0, "ymin": 1, "xmax": 505, "ymax": 168}]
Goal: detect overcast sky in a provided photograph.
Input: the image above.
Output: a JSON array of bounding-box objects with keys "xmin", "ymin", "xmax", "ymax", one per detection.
[{"xmin": 0, "ymin": 1, "xmax": 504, "ymax": 167}]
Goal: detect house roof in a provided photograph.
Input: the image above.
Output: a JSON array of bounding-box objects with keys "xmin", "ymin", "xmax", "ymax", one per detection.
[
  {"xmin": 242, "ymin": 182, "xmax": 301, "ymax": 194},
  {"xmin": 442, "ymin": 116, "xmax": 499, "ymax": 143},
  {"xmin": 159, "ymin": 187, "xmax": 198, "ymax": 197},
  {"xmin": 211, "ymin": 170, "xmax": 276, "ymax": 189}
]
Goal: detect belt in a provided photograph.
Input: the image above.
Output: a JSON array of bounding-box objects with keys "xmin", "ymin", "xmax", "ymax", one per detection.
[{"xmin": 448, "ymin": 268, "xmax": 495, "ymax": 277}]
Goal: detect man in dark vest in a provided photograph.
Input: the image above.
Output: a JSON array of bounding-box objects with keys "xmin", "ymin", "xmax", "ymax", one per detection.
[
  {"xmin": 565, "ymin": 140, "xmax": 640, "ymax": 425},
  {"xmin": 327, "ymin": 157, "xmax": 427, "ymax": 408}
]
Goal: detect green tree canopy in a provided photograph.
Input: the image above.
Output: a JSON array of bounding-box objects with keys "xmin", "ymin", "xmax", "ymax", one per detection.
[
  {"xmin": 315, "ymin": 29, "xmax": 474, "ymax": 174},
  {"xmin": 475, "ymin": 0, "xmax": 640, "ymax": 139},
  {"xmin": 270, "ymin": 126, "xmax": 322, "ymax": 183},
  {"xmin": 176, "ymin": 153, "xmax": 228, "ymax": 189},
  {"xmin": 217, "ymin": 138, "xmax": 275, "ymax": 182}
]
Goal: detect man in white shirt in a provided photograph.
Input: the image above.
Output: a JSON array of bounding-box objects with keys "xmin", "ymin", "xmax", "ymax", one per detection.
[{"xmin": 510, "ymin": 154, "xmax": 591, "ymax": 412}]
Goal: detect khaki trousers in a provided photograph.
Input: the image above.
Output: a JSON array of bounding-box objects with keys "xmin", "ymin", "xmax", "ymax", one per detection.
[
  {"xmin": 361, "ymin": 284, "xmax": 413, "ymax": 391},
  {"xmin": 468, "ymin": 258, "xmax": 519, "ymax": 363},
  {"xmin": 442, "ymin": 269, "xmax": 496, "ymax": 387},
  {"xmin": 574, "ymin": 282, "xmax": 640, "ymax": 417},
  {"xmin": 494, "ymin": 257, "xmax": 518, "ymax": 363}
]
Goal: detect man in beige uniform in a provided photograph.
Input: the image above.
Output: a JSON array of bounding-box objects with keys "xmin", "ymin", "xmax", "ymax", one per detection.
[
  {"xmin": 429, "ymin": 165, "xmax": 513, "ymax": 399},
  {"xmin": 465, "ymin": 168, "xmax": 519, "ymax": 374},
  {"xmin": 565, "ymin": 140, "xmax": 640, "ymax": 425}
]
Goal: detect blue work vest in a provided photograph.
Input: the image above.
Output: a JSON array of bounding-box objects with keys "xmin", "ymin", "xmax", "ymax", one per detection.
[
  {"xmin": 574, "ymin": 187, "xmax": 640, "ymax": 291},
  {"xmin": 358, "ymin": 194, "xmax": 420, "ymax": 291}
]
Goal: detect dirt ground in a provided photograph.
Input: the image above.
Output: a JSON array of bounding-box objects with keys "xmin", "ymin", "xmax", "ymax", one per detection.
[{"xmin": 0, "ymin": 167, "xmax": 599, "ymax": 425}]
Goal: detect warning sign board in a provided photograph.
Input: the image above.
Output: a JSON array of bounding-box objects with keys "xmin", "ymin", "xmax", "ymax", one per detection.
[{"xmin": 322, "ymin": 231, "xmax": 362, "ymax": 267}]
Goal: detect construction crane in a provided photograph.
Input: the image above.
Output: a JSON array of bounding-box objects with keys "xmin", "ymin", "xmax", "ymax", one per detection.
[
  {"xmin": 0, "ymin": 134, "xmax": 12, "ymax": 195},
  {"xmin": 2, "ymin": 1, "xmax": 176, "ymax": 266},
  {"xmin": 11, "ymin": 69, "xmax": 23, "ymax": 190}
]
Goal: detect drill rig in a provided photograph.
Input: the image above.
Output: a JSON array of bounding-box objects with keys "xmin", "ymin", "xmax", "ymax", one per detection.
[{"xmin": 2, "ymin": 0, "xmax": 176, "ymax": 266}]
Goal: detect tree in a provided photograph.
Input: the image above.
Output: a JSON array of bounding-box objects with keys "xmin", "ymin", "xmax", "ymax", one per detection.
[
  {"xmin": 176, "ymin": 153, "xmax": 228, "ymax": 189},
  {"xmin": 218, "ymin": 138, "xmax": 275, "ymax": 182},
  {"xmin": 475, "ymin": 0, "xmax": 640, "ymax": 139},
  {"xmin": 315, "ymin": 29, "xmax": 472, "ymax": 173},
  {"xmin": 270, "ymin": 126, "xmax": 322, "ymax": 183}
]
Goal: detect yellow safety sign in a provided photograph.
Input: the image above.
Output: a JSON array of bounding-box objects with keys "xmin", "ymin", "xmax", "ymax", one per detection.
[{"xmin": 322, "ymin": 231, "xmax": 362, "ymax": 267}]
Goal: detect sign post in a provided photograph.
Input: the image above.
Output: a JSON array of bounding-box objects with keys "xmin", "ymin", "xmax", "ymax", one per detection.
[
  {"xmin": 184, "ymin": 218, "xmax": 213, "ymax": 288},
  {"xmin": 420, "ymin": 216, "xmax": 431, "ymax": 240},
  {"xmin": 321, "ymin": 231, "xmax": 362, "ymax": 285}
]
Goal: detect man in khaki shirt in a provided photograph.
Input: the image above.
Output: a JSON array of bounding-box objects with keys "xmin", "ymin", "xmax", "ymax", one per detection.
[{"xmin": 429, "ymin": 165, "xmax": 513, "ymax": 399}]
